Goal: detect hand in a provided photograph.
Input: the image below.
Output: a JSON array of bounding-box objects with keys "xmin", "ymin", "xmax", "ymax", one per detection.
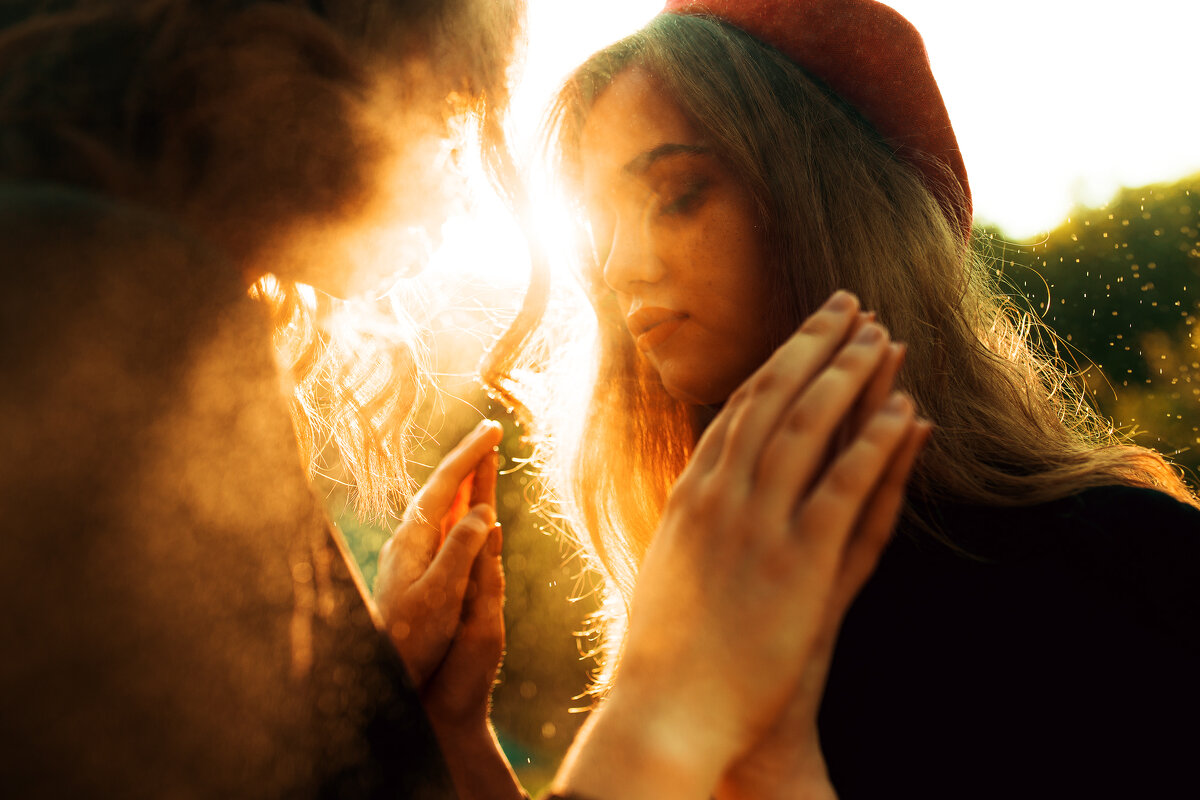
[
  {"xmin": 375, "ymin": 419, "xmax": 504, "ymax": 698},
  {"xmin": 715, "ymin": 349, "xmax": 931, "ymax": 800},
  {"xmin": 556, "ymin": 290, "xmax": 926, "ymax": 800},
  {"xmin": 376, "ymin": 418, "xmax": 523, "ymax": 800}
]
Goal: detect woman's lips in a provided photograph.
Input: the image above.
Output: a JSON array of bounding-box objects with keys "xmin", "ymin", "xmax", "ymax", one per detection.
[{"xmin": 627, "ymin": 307, "xmax": 688, "ymax": 352}]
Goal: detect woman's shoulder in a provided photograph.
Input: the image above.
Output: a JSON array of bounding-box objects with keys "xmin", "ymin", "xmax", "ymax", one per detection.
[
  {"xmin": 894, "ymin": 484, "xmax": 1200, "ymax": 649},
  {"xmin": 1030, "ymin": 483, "xmax": 1200, "ymax": 527},
  {"xmin": 831, "ymin": 483, "xmax": 1200, "ymax": 796},
  {"xmin": 915, "ymin": 483, "xmax": 1200, "ymax": 555}
]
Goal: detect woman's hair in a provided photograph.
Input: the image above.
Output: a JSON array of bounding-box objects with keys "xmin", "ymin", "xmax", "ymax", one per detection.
[
  {"xmin": 517, "ymin": 13, "xmax": 1198, "ymax": 693},
  {"xmin": 0, "ymin": 0, "xmax": 525, "ymax": 519}
]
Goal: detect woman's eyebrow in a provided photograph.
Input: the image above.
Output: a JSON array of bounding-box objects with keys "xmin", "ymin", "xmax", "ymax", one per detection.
[{"xmin": 622, "ymin": 143, "xmax": 711, "ymax": 176}]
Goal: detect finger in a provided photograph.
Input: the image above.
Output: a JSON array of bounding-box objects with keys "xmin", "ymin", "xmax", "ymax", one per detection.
[
  {"xmin": 848, "ymin": 310, "xmax": 876, "ymax": 339},
  {"xmin": 421, "ymin": 526, "xmax": 506, "ymax": 721},
  {"xmin": 791, "ymin": 392, "xmax": 916, "ymax": 569},
  {"xmin": 404, "ymin": 419, "xmax": 502, "ymax": 528},
  {"xmin": 687, "ymin": 402, "xmax": 734, "ymax": 475},
  {"xmin": 462, "ymin": 525, "xmax": 505, "ymax": 639},
  {"xmin": 440, "ymin": 472, "xmax": 475, "ymax": 545},
  {"xmin": 712, "ymin": 291, "xmax": 861, "ymax": 474},
  {"xmin": 692, "ymin": 294, "xmax": 861, "ymax": 476},
  {"xmin": 378, "ymin": 522, "xmax": 434, "ymax": 591},
  {"xmin": 393, "ymin": 471, "xmax": 473, "ymax": 582},
  {"xmin": 419, "ymin": 503, "xmax": 497, "ymax": 606},
  {"xmin": 829, "ymin": 417, "xmax": 931, "ymax": 615},
  {"xmin": 419, "ymin": 531, "xmax": 506, "ymax": 723},
  {"xmin": 754, "ymin": 322, "xmax": 892, "ymax": 516},
  {"xmin": 848, "ymin": 341, "xmax": 906, "ymax": 440},
  {"xmin": 469, "ymin": 446, "xmax": 499, "ymax": 510},
  {"xmin": 831, "ymin": 334, "xmax": 902, "ymax": 471}
]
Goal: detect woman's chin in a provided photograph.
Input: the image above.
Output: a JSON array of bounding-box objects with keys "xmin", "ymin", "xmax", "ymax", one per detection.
[{"xmin": 659, "ymin": 371, "xmax": 737, "ymax": 408}]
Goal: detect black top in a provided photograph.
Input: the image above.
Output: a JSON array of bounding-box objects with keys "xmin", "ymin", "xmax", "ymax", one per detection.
[
  {"xmin": 820, "ymin": 485, "xmax": 1200, "ymax": 798},
  {"xmin": 0, "ymin": 183, "xmax": 454, "ymax": 798}
]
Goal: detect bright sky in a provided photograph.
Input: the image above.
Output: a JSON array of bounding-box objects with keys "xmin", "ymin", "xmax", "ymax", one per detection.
[{"xmin": 509, "ymin": 0, "xmax": 1200, "ymax": 239}]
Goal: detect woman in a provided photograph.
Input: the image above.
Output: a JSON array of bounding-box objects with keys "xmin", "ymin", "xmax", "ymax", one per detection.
[
  {"xmin": 0, "ymin": 2, "xmax": 922, "ymax": 798},
  {"xmin": 519, "ymin": 1, "xmax": 1200, "ymax": 797}
]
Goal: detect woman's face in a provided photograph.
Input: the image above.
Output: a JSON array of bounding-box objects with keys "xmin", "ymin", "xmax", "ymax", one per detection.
[{"xmin": 579, "ymin": 68, "xmax": 777, "ymax": 406}]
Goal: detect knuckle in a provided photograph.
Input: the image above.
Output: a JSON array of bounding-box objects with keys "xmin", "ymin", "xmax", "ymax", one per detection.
[
  {"xmin": 692, "ymin": 480, "xmax": 727, "ymax": 519},
  {"xmin": 798, "ymin": 312, "xmax": 838, "ymax": 337},
  {"xmin": 824, "ymin": 461, "xmax": 866, "ymax": 498},
  {"xmin": 831, "ymin": 344, "xmax": 873, "ymax": 372},
  {"xmin": 440, "ymin": 531, "xmax": 473, "ymax": 560},
  {"xmin": 863, "ymin": 411, "xmax": 907, "ymax": 444},
  {"xmin": 784, "ymin": 404, "xmax": 811, "ymax": 433},
  {"xmin": 748, "ymin": 368, "xmax": 779, "ymax": 395}
]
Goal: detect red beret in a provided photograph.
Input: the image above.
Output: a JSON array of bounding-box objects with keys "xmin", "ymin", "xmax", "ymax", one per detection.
[{"xmin": 661, "ymin": 0, "xmax": 972, "ymax": 241}]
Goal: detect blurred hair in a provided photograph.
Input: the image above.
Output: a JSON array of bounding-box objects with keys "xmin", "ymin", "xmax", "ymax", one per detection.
[
  {"xmin": 0, "ymin": 0, "xmax": 525, "ymax": 518},
  {"xmin": 518, "ymin": 13, "xmax": 1198, "ymax": 693}
]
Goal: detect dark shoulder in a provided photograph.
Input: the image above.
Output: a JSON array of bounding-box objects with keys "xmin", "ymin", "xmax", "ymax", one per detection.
[
  {"xmin": 916, "ymin": 484, "xmax": 1200, "ymax": 560},
  {"xmin": 1018, "ymin": 483, "xmax": 1200, "ymax": 529},
  {"xmin": 1082, "ymin": 482, "xmax": 1200, "ymax": 521},
  {"xmin": 826, "ymin": 487, "xmax": 1200, "ymax": 796},
  {"xmin": 899, "ymin": 484, "xmax": 1200, "ymax": 651}
]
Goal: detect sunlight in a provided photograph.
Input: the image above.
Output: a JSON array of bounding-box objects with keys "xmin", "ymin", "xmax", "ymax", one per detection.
[
  {"xmin": 395, "ymin": 0, "xmax": 1200, "ymax": 291},
  {"xmin": 411, "ymin": 0, "xmax": 660, "ymax": 289}
]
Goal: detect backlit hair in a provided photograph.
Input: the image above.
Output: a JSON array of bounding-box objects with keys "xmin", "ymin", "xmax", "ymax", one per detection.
[
  {"xmin": 0, "ymin": 0, "xmax": 525, "ymax": 518},
  {"xmin": 513, "ymin": 13, "xmax": 1198, "ymax": 693}
]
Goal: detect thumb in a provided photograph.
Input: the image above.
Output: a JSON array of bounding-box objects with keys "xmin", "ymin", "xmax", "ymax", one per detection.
[{"xmin": 420, "ymin": 503, "xmax": 496, "ymax": 601}]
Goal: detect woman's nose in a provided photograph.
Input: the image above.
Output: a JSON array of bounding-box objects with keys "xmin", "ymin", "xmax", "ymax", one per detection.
[{"xmin": 602, "ymin": 217, "xmax": 665, "ymax": 293}]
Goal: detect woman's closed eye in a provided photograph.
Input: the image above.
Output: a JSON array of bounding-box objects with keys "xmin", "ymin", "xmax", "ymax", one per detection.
[{"xmin": 658, "ymin": 176, "xmax": 710, "ymax": 217}]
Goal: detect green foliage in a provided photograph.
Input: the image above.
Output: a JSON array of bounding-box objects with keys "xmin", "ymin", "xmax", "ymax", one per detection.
[{"xmin": 975, "ymin": 173, "xmax": 1200, "ymax": 480}]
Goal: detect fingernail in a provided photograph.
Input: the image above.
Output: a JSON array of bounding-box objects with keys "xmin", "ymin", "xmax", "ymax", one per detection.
[
  {"xmin": 883, "ymin": 392, "xmax": 910, "ymax": 414},
  {"xmin": 854, "ymin": 323, "xmax": 884, "ymax": 344},
  {"xmin": 489, "ymin": 524, "xmax": 503, "ymax": 556},
  {"xmin": 890, "ymin": 342, "xmax": 907, "ymax": 364},
  {"xmin": 859, "ymin": 310, "xmax": 876, "ymax": 323},
  {"xmin": 826, "ymin": 290, "xmax": 857, "ymax": 312}
]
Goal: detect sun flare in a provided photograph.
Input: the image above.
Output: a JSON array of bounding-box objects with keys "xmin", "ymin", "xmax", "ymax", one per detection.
[{"xmin": 408, "ymin": 0, "xmax": 661, "ymax": 289}]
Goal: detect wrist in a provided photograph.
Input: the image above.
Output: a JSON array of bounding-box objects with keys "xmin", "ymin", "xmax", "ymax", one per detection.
[
  {"xmin": 427, "ymin": 714, "xmax": 495, "ymax": 762},
  {"xmin": 715, "ymin": 729, "xmax": 836, "ymax": 800},
  {"xmin": 716, "ymin": 755, "xmax": 837, "ymax": 800},
  {"xmin": 553, "ymin": 694, "xmax": 730, "ymax": 800},
  {"xmin": 428, "ymin": 719, "xmax": 524, "ymax": 800}
]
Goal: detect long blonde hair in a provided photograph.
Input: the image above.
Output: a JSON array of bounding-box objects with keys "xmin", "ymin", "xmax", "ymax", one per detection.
[{"xmin": 512, "ymin": 13, "xmax": 1197, "ymax": 691}]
